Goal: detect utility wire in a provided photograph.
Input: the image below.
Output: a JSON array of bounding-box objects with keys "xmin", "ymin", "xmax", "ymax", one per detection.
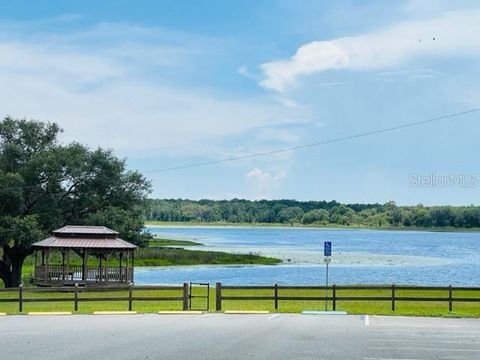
[
  {"xmin": 144, "ymin": 107, "xmax": 480, "ymax": 174},
  {"xmin": 0, "ymin": 108, "xmax": 478, "ymax": 191}
]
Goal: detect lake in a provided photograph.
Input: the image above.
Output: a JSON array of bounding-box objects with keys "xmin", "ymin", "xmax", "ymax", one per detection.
[{"xmin": 136, "ymin": 226, "xmax": 480, "ymax": 286}]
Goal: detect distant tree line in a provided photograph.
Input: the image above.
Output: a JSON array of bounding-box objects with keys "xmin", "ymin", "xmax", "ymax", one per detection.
[{"xmin": 145, "ymin": 199, "xmax": 480, "ymax": 229}]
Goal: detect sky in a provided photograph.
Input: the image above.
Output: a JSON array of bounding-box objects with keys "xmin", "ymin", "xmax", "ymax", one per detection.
[{"xmin": 0, "ymin": 0, "xmax": 479, "ymax": 205}]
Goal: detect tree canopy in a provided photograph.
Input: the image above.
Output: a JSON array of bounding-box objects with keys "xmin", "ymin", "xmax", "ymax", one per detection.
[
  {"xmin": 0, "ymin": 117, "xmax": 151, "ymax": 287},
  {"xmin": 145, "ymin": 198, "xmax": 480, "ymax": 229}
]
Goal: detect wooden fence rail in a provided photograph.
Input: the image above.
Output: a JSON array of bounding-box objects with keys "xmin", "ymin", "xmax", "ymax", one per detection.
[
  {"xmin": 0, "ymin": 283, "xmax": 189, "ymax": 312},
  {"xmin": 2, "ymin": 283, "xmax": 480, "ymax": 313},
  {"xmin": 215, "ymin": 283, "xmax": 480, "ymax": 312}
]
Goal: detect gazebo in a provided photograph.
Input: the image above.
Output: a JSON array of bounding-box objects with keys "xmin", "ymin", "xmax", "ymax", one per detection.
[{"xmin": 32, "ymin": 225, "xmax": 137, "ymax": 286}]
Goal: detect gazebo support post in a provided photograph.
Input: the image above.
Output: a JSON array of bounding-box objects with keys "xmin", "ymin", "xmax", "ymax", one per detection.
[
  {"xmin": 99, "ymin": 255, "xmax": 103, "ymax": 283},
  {"xmin": 82, "ymin": 250, "xmax": 88, "ymax": 282},
  {"xmin": 105, "ymin": 253, "xmax": 110, "ymax": 283},
  {"xmin": 131, "ymin": 251, "xmax": 135, "ymax": 283},
  {"xmin": 66, "ymin": 250, "xmax": 70, "ymax": 281},
  {"xmin": 119, "ymin": 252, "xmax": 123, "ymax": 281},
  {"xmin": 45, "ymin": 250, "xmax": 50, "ymax": 281},
  {"xmin": 62, "ymin": 250, "xmax": 66, "ymax": 281},
  {"xmin": 40, "ymin": 250, "xmax": 46, "ymax": 282},
  {"xmin": 34, "ymin": 250, "xmax": 38, "ymax": 280},
  {"xmin": 126, "ymin": 250, "xmax": 130, "ymax": 282},
  {"xmin": 125, "ymin": 251, "xmax": 129, "ymax": 282}
]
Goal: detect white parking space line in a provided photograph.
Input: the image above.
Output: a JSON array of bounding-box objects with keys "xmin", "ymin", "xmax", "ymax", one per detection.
[
  {"xmin": 370, "ymin": 334, "xmax": 480, "ymax": 340},
  {"xmin": 369, "ymin": 339, "xmax": 478, "ymax": 345},
  {"xmin": 370, "ymin": 324, "xmax": 477, "ymax": 328},
  {"xmin": 363, "ymin": 358, "xmax": 425, "ymax": 360},
  {"xmin": 369, "ymin": 329, "xmax": 480, "ymax": 334},
  {"xmin": 268, "ymin": 314, "xmax": 281, "ymax": 320},
  {"xmin": 364, "ymin": 315, "xmax": 370, "ymax": 326},
  {"xmin": 371, "ymin": 347, "xmax": 480, "ymax": 352}
]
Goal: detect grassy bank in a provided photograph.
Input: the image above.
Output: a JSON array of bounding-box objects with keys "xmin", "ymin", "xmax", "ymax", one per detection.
[
  {"xmin": 135, "ymin": 247, "xmax": 281, "ymax": 266},
  {"xmin": 1, "ymin": 287, "xmax": 479, "ymax": 317},
  {"xmin": 144, "ymin": 220, "xmax": 480, "ymax": 232},
  {"xmin": 138, "ymin": 238, "xmax": 281, "ymax": 266},
  {"xmin": 148, "ymin": 238, "xmax": 202, "ymax": 247}
]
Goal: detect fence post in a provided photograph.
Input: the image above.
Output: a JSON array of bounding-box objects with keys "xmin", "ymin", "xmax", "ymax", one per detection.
[
  {"xmin": 215, "ymin": 282, "xmax": 222, "ymax": 311},
  {"xmin": 182, "ymin": 283, "xmax": 189, "ymax": 311},
  {"xmin": 333, "ymin": 284, "xmax": 336, "ymax": 311},
  {"xmin": 128, "ymin": 282, "xmax": 133, "ymax": 311},
  {"xmin": 391, "ymin": 284, "xmax": 395, "ymax": 311},
  {"xmin": 448, "ymin": 285, "xmax": 453, "ymax": 312},
  {"xmin": 74, "ymin": 283, "xmax": 79, "ymax": 312},
  {"xmin": 19, "ymin": 283, "xmax": 23, "ymax": 313},
  {"xmin": 274, "ymin": 284, "xmax": 278, "ymax": 310}
]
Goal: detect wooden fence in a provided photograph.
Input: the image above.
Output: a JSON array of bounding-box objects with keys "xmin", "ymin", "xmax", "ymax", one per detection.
[
  {"xmin": 215, "ymin": 283, "xmax": 480, "ymax": 312},
  {"xmin": 0, "ymin": 283, "xmax": 189, "ymax": 312},
  {"xmin": 2, "ymin": 283, "xmax": 480, "ymax": 313}
]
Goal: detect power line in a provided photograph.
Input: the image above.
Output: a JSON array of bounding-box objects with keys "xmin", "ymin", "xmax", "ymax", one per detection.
[
  {"xmin": 0, "ymin": 108, "xmax": 478, "ymax": 191},
  {"xmin": 144, "ymin": 107, "xmax": 480, "ymax": 174}
]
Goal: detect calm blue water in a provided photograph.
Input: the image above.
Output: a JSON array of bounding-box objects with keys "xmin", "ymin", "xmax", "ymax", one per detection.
[{"xmin": 135, "ymin": 226, "xmax": 480, "ymax": 286}]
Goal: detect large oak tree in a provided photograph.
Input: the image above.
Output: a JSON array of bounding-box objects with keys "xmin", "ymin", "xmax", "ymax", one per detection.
[{"xmin": 0, "ymin": 117, "xmax": 151, "ymax": 287}]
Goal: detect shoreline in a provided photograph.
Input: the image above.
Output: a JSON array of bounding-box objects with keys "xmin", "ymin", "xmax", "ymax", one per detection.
[{"xmin": 144, "ymin": 221, "xmax": 480, "ymax": 233}]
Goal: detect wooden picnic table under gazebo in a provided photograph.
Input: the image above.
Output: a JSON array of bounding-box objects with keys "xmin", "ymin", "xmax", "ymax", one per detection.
[{"xmin": 32, "ymin": 225, "xmax": 137, "ymax": 286}]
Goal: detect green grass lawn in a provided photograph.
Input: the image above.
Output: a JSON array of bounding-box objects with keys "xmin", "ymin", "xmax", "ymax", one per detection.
[{"xmin": 1, "ymin": 286, "xmax": 479, "ymax": 317}]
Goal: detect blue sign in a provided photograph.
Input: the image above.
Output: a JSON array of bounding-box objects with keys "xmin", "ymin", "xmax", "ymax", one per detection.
[{"xmin": 324, "ymin": 241, "xmax": 332, "ymax": 257}]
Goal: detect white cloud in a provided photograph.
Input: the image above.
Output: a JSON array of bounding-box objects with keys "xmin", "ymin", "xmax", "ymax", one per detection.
[
  {"xmin": 260, "ymin": 9, "xmax": 480, "ymax": 92},
  {"xmin": 0, "ymin": 21, "xmax": 305, "ymax": 157},
  {"xmin": 404, "ymin": 0, "xmax": 480, "ymax": 16},
  {"xmin": 377, "ymin": 68, "xmax": 438, "ymax": 77},
  {"xmin": 237, "ymin": 65, "xmax": 257, "ymax": 80},
  {"xmin": 313, "ymin": 81, "xmax": 345, "ymax": 88},
  {"xmin": 0, "ymin": 42, "xmax": 123, "ymax": 82},
  {"xmin": 254, "ymin": 127, "xmax": 300, "ymax": 144},
  {"xmin": 272, "ymin": 96, "xmax": 299, "ymax": 108},
  {"xmin": 245, "ymin": 167, "xmax": 286, "ymax": 199},
  {"xmin": 0, "ymin": 78, "xmax": 293, "ymax": 155},
  {"xmin": 462, "ymin": 91, "xmax": 480, "ymax": 108},
  {"xmin": 377, "ymin": 68, "xmax": 439, "ymax": 82}
]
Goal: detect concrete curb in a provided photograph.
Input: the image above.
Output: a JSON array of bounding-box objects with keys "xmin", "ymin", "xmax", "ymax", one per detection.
[
  {"xmin": 0, "ymin": 312, "xmax": 6, "ymax": 316},
  {"xmin": 158, "ymin": 311, "xmax": 203, "ymax": 315},
  {"xmin": 93, "ymin": 311, "xmax": 137, "ymax": 315},
  {"xmin": 224, "ymin": 311, "xmax": 270, "ymax": 314},
  {"xmin": 28, "ymin": 312, "xmax": 72, "ymax": 316}
]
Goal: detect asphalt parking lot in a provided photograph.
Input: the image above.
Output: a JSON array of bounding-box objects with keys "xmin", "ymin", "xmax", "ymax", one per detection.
[{"xmin": 1, "ymin": 314, "xmax": 479, "ymax": 360}]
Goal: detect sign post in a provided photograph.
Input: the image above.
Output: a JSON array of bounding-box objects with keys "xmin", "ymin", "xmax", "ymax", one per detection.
[
  {"xmin": 302, "ymin": 241, "xmax": 345, "ymax": 315},
  {"xmin": 324, "ymin": 241, "xmax": 332, "ymax": 311}
]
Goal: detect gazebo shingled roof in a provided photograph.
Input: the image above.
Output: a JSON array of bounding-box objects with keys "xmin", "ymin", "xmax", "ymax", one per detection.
[
  {"xmin": 32, "ymin": 236, "xmax": 137, "ymax": 249},
  {"xmin": 53, "ymin": 225, "xmax": 119, "ymax": 235},
  {"xmin": 33, "ymin": 225, "xmax": 137, "ymax": 250}
]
